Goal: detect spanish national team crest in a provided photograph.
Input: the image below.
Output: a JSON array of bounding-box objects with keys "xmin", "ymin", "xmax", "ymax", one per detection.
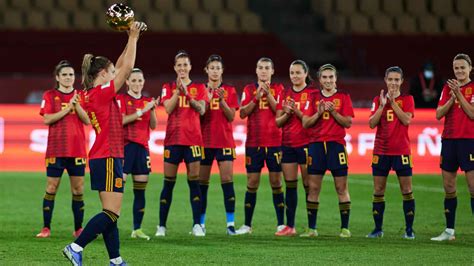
[
  {"xmin": 54, "ymin": 96, "xmax": 60, "ymax": 101},
  {"xmin": 128, "ymin": 101, "xmax": 132, "ymax": 105},
  {"xmin": 190, "ymin": 87, "xmax": 197, "ymax": 96},
  {"xmin": 396, "ymin": 100, "xmax": 403, "ymax": 107},
  {"xmin": 333, "ymin": 98, "xmax": 340, "ymax": 107},
  {"xmin": 270, "ymin": 89, "xmax": 275, "ymax": 96},
  {"xmin": 465, "ymin": 87, "xmax": 472, "ymax": 95},
  {"xmin": 301, "ymin": 93, "xmax": 307, "ymax": 101}
]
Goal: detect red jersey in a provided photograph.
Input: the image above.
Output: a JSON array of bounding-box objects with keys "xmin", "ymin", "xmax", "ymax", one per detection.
[
  {"xmin": 303, "ymin": 90, "xmax": 354, "ymax": 145},
  {"xmin": 161, "ymin": 81, "xmax": 209, "ymax": 146},
  {"xmin": 83, "ymin": 81, "xmax": 123, "ymax": 159},
  {"xmin": 370, "ymin": 94, "xmax": 414, "ymax": 155},
  {"xmin": 438, "ymin": 82, "xmax": 474, "ymax": 139},
  {"xmin": 117, "ymin": 93, "xmax": 153, "ymax": 149},
  {"xmin": 201, "ymin": 84, "xmax": 239, "ymax": 148},
  {"xmin": 39, "ymin": 89, "xmax": 87, "ymax": 158},
  {"xmin": 276, "ymin": 86, "xmax": 315, "ymax": 147},
  {"xmin": 241, "ymin": 83, "xmax": 283, "ymax": 147}
]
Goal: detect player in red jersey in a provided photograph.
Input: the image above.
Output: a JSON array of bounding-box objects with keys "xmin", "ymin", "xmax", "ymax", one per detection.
[
  {"xmin": 432, "ymin": 53, "xmax": 474, "ymax": 241},
  {"xmin": 367, "ymin": 66, "xmax": 416, "ymax": 239},
  {"xmin": 156, "ymin": 51, "xmax": 208, "ymax": 237},
  {"xmin": 274, "ymin": 60, "xmax": 313, "ymax": 236},
  {"xmin": 199, "ymin": 55, "xmax": 239, "ymax": 235},
  {"xmin": 302, "ymin": 64, "xmax": 353, "ymax": 238},
  {"xmin": 236, "ymin": 57, "xmax": 285, "ymax": 235},
  {"xmin": 36, "ymin": 60, "xmax": 90, "ymax": 239},
  {"xmin": 116, "ymin": 68, "xmax": 159, "ymax": 240},
  {"xmin": 63, "ymin": 22, "xmax": 146, "ymax": 266}
]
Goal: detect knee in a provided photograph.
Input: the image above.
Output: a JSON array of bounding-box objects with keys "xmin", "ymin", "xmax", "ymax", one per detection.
[
  {"xmin": 46, "ymin": 183, "xmax": 59, "ymax": 194},
  {"xmin": 335, "ymin": 185, "xmax": 348, "ymax": 196},
  {"xmin": 247, "ymin": 178, "xmax": 259, "ymax": 188},
  {"xmin": 220, "ymin": 175, "xmax": 233, "ymax": 183},
  {"xmin": 270, "ymin": 179, "xmax": 282, "ymax": 188}
]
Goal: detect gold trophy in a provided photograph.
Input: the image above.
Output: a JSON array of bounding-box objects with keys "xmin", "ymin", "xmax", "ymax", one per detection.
[{"xmin": 106, "ymin": 3, "xmax": 135, "ymax": 31}]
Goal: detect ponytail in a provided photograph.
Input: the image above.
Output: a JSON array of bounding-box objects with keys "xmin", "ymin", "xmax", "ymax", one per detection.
[
  {"xmin": 291, "ymin": 59, "xmax": 313, "ymax": 85},
  {"xmin": 81, "ymin": 53, "xmax": 111, "ymax": 89}
]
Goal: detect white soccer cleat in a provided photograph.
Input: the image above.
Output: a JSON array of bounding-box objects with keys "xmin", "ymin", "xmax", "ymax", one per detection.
[
  {"xmin": 235, "ymin": 225, "xmax": 252, "ymax": 235},
  {"xmin": 275, "ymin": 225, "xmax": 286, "ymax": 234},
  {"xmin": 431, "ymin": 229, "xmax": 455, "ymax": 241},
  {"xmin": 155, "ymin": 226, "xmax": 166, "ymax": 237},
  {"xmin": 191, "ymin": 224, "xmax": 205, "ymax": 237}
]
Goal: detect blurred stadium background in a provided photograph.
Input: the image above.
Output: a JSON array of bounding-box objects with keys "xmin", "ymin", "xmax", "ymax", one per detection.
[
  {"xmin": 1, "ymin": 0, "xmax": 474, "ymax": 105},
  {"xmin": 1, "ymin": 0, "xmax": 470, "ymax": 173}
]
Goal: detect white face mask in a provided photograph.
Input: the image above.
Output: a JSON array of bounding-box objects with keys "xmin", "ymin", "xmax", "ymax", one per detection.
[{"xmin": 424, "ymin": 70, "xmax": 434, "ymax": 79}]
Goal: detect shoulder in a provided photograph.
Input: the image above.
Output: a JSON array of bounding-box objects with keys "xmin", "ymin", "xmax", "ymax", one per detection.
[{"xmin": 244, "ymin": 83, "xmax": 255, "ymax": 90}]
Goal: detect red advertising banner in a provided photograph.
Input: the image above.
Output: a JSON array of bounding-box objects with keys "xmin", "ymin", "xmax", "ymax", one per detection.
[{"xmin": 0, "ymin": 104, "xmax": 444, "ymax": 174}]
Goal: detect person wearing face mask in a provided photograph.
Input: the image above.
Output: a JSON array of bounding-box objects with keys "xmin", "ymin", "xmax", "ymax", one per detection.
[
  {"xmin": 116, "ymin": 68, "xmax": 159, "ymax": 241},
  {"xmin": 409, "ymin": 62, "xmax": 444, "ymax": 108},
  {"xmin": 367, "ymin": 66, "xmax": 416, "ymax": 240}
]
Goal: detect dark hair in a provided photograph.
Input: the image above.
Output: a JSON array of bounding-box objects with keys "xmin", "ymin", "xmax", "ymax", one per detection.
[
  {"xmin": 290, "ymin": 59, "xmax": 313, "ymax": 85},
  {"xmin": 81, "ymin": 54, "xmax": 111, "ymax": 89},
  {"xmin": 317, "ymin": 63, "xmax": 337, "ymax": 78},
  {"xmin": 453, "ymin": 53, "xmax": 472, "ymax": 66},
  {"xmin": 174, "ymin": 50, "xmax": 190, "ymax": 64},
  {"xmin": 54, "ymin": 60, "xmax": 74, "ymax": 88},
  {"xmin": 205, "ymin": 54, "xmax": 224, "ymax": 68},
  {"xmin": 257, "ymin": 57, "xmax": 274, "ymax": 69},
  {"xmin": 128, "ymin": 67, "xmax": 143, "ymax": 77},
  {"xmin": 385, "ymin": 66, "xmax": 404, "ymax": 78}
]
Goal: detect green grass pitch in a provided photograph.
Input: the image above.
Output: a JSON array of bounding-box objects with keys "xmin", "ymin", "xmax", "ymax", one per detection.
[{"xmin": 0, "ymin": 172, "xmax": 473, "ymax": 265}]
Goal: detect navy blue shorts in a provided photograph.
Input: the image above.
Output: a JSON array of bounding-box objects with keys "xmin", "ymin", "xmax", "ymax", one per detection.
[
  {"xmin": 89, "ymin": 158, "xmax": 124, "ymax": 193},
  {"xmin": 124, "ymin": 142, "xmax": 151, "ymax": 175},
  {"xmin": 201, "ymin": 147, "xmax": 236, "ymax": 165},
  {"xmin": 281, "ymin": 145, "xmax": 308, "ymax": 165},
  {"xmin": 245, "ymin": 147, "xmax": 282, "ymax": 173},
  {"xmin": 164, "ymin": 145, "xmax": 202, "ymax": 165},
  {"xmin": 307, "ymin": 141, "xmax": 348, "ymax": 177},
  {"xmin": 440, "ymin": 139, "xmax": 474, "ymax": 172},
  {"xmin": 45, "ymin": 157, "xmax": 86, "ymax": 178},
  {"xmin": 371, "ymin": 154, "xmax": 413, "ymax": 177}
]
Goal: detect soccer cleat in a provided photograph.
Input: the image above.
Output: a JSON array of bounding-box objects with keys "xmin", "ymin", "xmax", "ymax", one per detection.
[
  {"xmin": 73, "ymin": 228, "xmax": 83, "ymax": 238},
  {"xmin": 403, "ymin": 232, "xmax": 415, "ymax": 240},
  {"xmin": 339, "ymin": 228, "xmax": 352, "ymax": 238},
  {"xmin": 63, "ymin": 244, "xmax": 82, "ymax": 266},
  {"xmin": 431, "ymin": 229, "xmax": 455, "ymax": 241},
  {"xmin": 275, "ymin": 226, "xmax": 297, "ymax": 236},
  {"xmin": 191, "ymin": 224, "xmax": 205, "ymax": 237},
  {"xmin": 299, "ymin": 228, "xmax": 318, "ymax": 237},
  {"xmin": 109, "ymin": 261, "xmax": 127, "ymax": 266},
  {"xmin": 226, "ymin": 226, "xmax": 236, "ymax": 235},
  {"xmin": 155, "ymin": 226, "xmax": 166, "ymax": 237},
  {"xmin": 131, "ymin": 229, "xmax": 150, "ymax": 240},
  {"xmin": 366, "ymin": 229, "xmax": 384, "ymax": 238},
  {"xmin": 276, "ymin": 225, "xmax": 286, "ymax": 233},
  {"xmin": 36, "ymin": 227, "xmax": 51, "ymax": 238},
  {"xmin": 235, "ymin": 225, "xmax": 252, "ymax": 235}
]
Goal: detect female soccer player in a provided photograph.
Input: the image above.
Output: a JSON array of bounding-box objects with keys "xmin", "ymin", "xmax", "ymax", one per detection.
[
  {"xmin": 367, "ymin": 66, "xmax": 416, "ymax": 239},
  {"xmin": 274, "ymin": 60, "xmax": 313, "ymax": 236},
  {"xmin": 236, "ymin": 57, "xmax": 285, "ymax": 235},
  {"xmin": 116, "ymin": 68, "xmax": 159, "ymax": 240},
  {"xmin": 63, "ymin": 21, "xmax": 146, "ymax": 266},
  {"xmin": 431, "ymin": 53, "xmax": 474, "ymax": 241},
  {"xmin": 37, "ymin": 60, "xmax": 90, "ymax": 239},
  {"xmin": 302, "ymin": 64, "xmax": 353, "ymax": 238},
  {"xmin": 199, "ymin": 55, "xmax": 239, "ymax": 235},
  {"xmin": 156, "ymin": 51, "xmax": 208, "ymax": 237}
]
